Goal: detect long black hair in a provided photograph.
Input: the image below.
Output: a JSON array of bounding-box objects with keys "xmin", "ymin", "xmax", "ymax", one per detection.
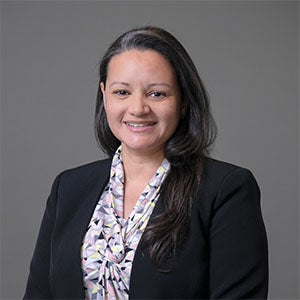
[{"xmin": 95, "ymin": 26, "xmax": 217, "ymax": 268}]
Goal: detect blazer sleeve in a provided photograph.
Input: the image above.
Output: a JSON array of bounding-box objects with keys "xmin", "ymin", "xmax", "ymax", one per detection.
[
  {"xmin": 23, "ymin": 173, "xmax": 62, "ymax": 299},
  {"xmin": 209, "ymin": 168, "xmax": 268, "ymax": 299}
]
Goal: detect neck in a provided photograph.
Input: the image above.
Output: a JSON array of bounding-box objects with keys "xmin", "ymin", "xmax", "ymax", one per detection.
[{"xmin": 121, "ymin": 147, "xmax": 165, "ymax": 182}]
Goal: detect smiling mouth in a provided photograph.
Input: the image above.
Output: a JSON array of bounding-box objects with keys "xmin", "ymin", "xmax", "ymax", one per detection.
[{"xmin": 125, "ymin": 122, "xmax": 156, "ymax": 128}]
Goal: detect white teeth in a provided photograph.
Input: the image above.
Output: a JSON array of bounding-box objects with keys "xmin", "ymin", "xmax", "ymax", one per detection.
[{"xmin": 126, "ymin": 122, "xmax": 155, "ymax": 128}]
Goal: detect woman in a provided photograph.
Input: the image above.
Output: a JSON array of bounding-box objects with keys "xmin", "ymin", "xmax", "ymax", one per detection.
[{"xmin": 24, "ymin": 26, "xmax": 268, "ymax": 299}]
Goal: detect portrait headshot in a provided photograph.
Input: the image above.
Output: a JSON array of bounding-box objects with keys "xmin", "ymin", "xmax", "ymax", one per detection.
[{"xmin": 1, "ymin": 1, "xmax": 299, "ymax": 299}]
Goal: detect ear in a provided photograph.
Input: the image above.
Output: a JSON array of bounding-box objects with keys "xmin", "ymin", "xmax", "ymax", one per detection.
[{"xmin": 100, "ymin": 82, "xmax": 106, "ymax": 107}]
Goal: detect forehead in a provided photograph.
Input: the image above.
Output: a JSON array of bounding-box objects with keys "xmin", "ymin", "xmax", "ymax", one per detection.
[{"xmin": 106, "ymin": 50, "xmax": 175, "ymax": 79}]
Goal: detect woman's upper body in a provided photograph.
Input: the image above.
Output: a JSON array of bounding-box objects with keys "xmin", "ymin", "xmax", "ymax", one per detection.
[
  {"xmin": 24, "ymin": 26, "xmax": 268, "ymax": 299},
  {"xmin": 24, "ymin": 156, "xmax": 268, "ymax": 299}
]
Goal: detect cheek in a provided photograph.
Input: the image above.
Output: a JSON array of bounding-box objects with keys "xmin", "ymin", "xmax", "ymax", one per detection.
[
  {"xmin": 104, "ymin": 100, "xmax": 115, "ymax": 116},
  {"xmin": 159, "ymin": 110, "xmax": 180, "ymax": 136},
  {"xmin": 164, "ymin": 106, "xmax": 181, "ymax": 124},
  {"xmin": 105, "ymin": 102, "xmax": 124, "ymax": 126},
  {"xmin": 106, "ymin": 110, "xmax": 117, "ymax": 127}
]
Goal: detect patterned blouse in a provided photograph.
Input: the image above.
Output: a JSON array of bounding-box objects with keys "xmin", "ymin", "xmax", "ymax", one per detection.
[{"xmin": 81, "ymin": 146, "xmax": 170, "ymax": 300}]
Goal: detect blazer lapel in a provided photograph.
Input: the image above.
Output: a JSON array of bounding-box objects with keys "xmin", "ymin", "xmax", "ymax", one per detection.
[
  {"xmin": 129, "ymin": 193, "xmax": 165, "ymax": 298},
  {"xmin": 52, "ymin": 159, "xmax": 111, "ymax": 299}
]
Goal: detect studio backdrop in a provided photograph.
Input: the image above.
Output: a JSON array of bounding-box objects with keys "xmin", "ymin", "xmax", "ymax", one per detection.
[{"xmin": 1, "ymin": 1, "xmax": 299, "ymax": 299}]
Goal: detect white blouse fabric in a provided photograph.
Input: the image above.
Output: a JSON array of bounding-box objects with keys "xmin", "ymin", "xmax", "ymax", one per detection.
[{"xmin": 81, "ymin": 147, "xmax": 170, "ymax": 300}]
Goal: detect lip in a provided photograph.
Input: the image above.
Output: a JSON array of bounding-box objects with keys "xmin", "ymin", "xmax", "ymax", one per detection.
[{"xmin": 124, "ymin": 121, "xmax": 156, "ymax": 132}]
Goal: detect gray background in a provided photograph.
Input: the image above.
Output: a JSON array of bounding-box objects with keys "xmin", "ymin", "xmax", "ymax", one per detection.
[{"xmin": 1, "ymin": 1, "xmax": 299, "ymax": 299}]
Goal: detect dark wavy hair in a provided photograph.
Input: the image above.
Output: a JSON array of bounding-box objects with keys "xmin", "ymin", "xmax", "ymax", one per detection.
[{"xmin": 95, "ymin": 26, "xmax": 217, "ymax": 269}]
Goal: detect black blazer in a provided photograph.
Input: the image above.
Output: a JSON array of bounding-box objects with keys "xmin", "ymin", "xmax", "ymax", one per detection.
[{"xmin": 24, "ymin": 157, "xmax": 268, "ymax": 299}]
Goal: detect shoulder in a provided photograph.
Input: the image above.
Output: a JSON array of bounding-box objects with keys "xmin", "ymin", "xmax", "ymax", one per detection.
[
  {"xmin": 45, "ymin": 158, "xmax": 112, "ymax": 215},
  {"xmin": 202, "ymin": 157, "xmax": 259, "ymax": 193},
  {"xmin": 52, "ymin": 158, "xmax": 112, "ymax": 192},
  {"xmin": 196, "ymin": 159, "xmax": 268, "ymax": 299},
  {"xmin": 60, "ymin": 158, "xmax": 112, "ymax": 178},
  {"xmin": 196, "ymin": 157, "xmax": 260, "ymax": 216}
]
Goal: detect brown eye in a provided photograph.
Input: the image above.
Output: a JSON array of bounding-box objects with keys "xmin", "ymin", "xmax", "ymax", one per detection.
[
  {"xmin": 114, "ymin": 90, "xmax": 130, "ymax": 97},
  {"xmin": 149, "ymin": 91, "xmax": 167, "ymax": 98}
]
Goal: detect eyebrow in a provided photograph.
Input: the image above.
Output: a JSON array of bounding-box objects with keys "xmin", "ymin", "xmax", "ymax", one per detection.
[
  {"xmin": 109, "ymin": 82, "xmax": 172, "ymax": 88},
  {"xmin": 148, "ymin": 83, "xmax": 172, "ymax": 89},
  {"xmin": 109, "ymin": 82, "xmax": 130, "ymax": 87}
]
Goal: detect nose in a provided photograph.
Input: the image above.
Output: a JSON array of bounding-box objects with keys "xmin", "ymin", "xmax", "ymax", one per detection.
[{"xmin": 128, "ymin": 94, "xmax": 151, "ymax": 116}]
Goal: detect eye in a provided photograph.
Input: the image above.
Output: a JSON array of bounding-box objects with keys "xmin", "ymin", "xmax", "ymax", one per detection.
[
  {"xmin": 149, "ymin": 91, "xmax": 167, "ymax": 99},
  {"xmin": 113, "ymin": 90, "xmax": 130, "ymax": 97}
]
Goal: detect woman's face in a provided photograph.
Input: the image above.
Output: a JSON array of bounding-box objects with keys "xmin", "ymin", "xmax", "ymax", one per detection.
[{"xmin": 101, "ymin": 50, "xmax": 181, "ymax": 157}]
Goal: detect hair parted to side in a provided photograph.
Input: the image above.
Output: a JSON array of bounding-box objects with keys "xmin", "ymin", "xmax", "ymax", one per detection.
[{"xmin": 95, "ymin": 26, "xmax": 217, "ymax": 270}]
